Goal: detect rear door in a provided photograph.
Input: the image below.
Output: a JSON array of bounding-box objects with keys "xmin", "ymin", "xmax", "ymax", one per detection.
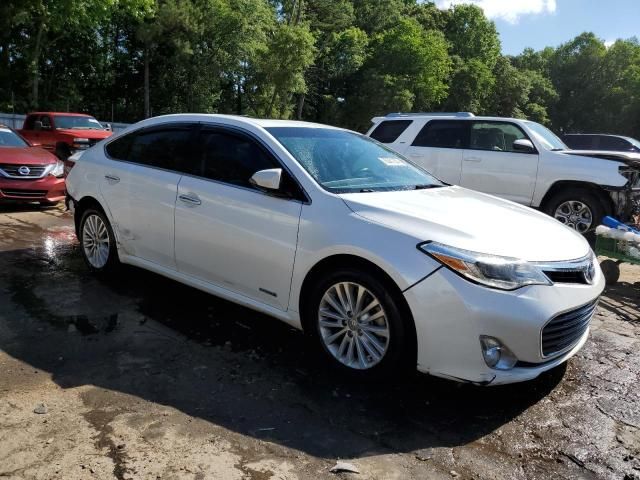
[
  {"xmin": 460, "ymin": 121, "xmax": 539, "ymax": 205},
  {"xmin": 174, "ymin": 126, "xmax": 303, "ymax": 310},
  {"xmin": 402, "ymin": 120, "xmax": 468, "ymax": 185},
  {"xmin": 99, "ymin": 123, "xmax": 197, "ymax": 268}
]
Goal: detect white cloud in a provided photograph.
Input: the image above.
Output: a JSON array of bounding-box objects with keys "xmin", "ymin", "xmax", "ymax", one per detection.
[{"xmin": 436, "ymin": 0, "xmax": 557, "ymax": 24}]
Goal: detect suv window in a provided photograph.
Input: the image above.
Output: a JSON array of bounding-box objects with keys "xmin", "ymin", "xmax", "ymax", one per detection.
[
  {"xmin": 369, "ymin": 120, "xmax": 412, "ymax": 144},
  {"xmin": 597, "ymin": 136, "xmax": 632, "ymax": 151},
  {"xmin": 563, "ymin": 135, "xmax": 595, "ymax": 149},
  {"xmin": 469, "ymin": 122, "xmax": 529, "ymax": 152},
  {"xmin": 105, "ymin": 125, "xmax": 196, "ymax": 173},
  {"xmin": 412, "ymin": 120, "xmax": 469, "ymax": 148},
  {"xmin": 196, "ymin": 129, "xmax": 277, "ymax": 188}
]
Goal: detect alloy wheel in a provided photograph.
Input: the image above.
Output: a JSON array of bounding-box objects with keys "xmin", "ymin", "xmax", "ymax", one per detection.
[
  {"xmin": 82, "ymin": 214, "xmax": 110, "ymax": 269},
  {"xmin": 318, "ymin": 282, "xmax": 390, "ymax": 370},
  {"xmin": 554, "ymin": 200, "xmax": 593, "ymax": 233}
]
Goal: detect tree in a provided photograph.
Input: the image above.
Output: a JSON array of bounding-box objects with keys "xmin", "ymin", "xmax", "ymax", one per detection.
[{"xmin": 443, "ymin": 4, "xmax": 501, "ymax": 68}]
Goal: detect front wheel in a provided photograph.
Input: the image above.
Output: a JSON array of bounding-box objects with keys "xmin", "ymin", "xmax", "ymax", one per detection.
[
  {"xmin": 543, "ymin": 188, "xmax": 606, "ymax": 235},
  {"xmin": 79, "ymin": 208, "xmax": 119, "ymax": 272},
  {"xmin": 304, "ymin": 268, "xmax": 414, "ymax": 378}
]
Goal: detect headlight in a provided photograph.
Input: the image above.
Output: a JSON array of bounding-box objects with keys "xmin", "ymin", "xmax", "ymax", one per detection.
[
  {"xmin": 50, "ymin": 160, "xmax": 65, "ymax": 178},
  {"xmin": 419, "ymin": 242, "xmax": 551, "ymax": 290}
]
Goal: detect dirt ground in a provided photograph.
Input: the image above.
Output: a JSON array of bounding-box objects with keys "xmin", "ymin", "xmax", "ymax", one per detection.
[{"xmin": 0, "ymin": 204, "xmax": 638, "ymax": 480}]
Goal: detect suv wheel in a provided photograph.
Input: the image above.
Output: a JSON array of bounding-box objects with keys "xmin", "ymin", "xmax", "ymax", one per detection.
[
  {"xmin": 79, "ymin": 209, "xmax": 119, "ymax": 272},
  {"xmin": 544, "ymin": 188, "xmax": 605, "ymax": 235},
  {"xmin": 305, "ymin": 268, "xmax": 413, "ymax": 378}
]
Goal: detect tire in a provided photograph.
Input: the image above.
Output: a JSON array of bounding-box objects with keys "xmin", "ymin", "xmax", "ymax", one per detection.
[
  {"xmin": 79, "ymin": 208, "xmax": 119, "ymax": 273},
  {"xmin": 543, "ymin": 188, "xmax": 606, "ymax": 236},
  {"xmin": 303, "ymin": 267, "xmax": 414, "ymax": 379},
  {"xmin": 600, "ymin": 259, "xmax": 620, "ymax": 285}
]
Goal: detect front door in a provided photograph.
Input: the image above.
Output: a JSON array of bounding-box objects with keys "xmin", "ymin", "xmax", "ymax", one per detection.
[
  {"xmin": 175, "ymin": 126, "xmax": 302, "ymax": 310},
  {"xmin": 460, "ymin": 121, "xmax": 539, "ymax": 205}
]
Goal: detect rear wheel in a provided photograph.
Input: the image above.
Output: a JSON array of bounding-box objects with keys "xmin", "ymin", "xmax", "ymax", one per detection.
[
  {"xmin": 543, "ymin": 188, "xmax": 606, "ymax": 235},
  {"xmin": 304, "ymin": 267, "xmax": 414, "ymax": 379},
  {"xmin": 79, "ymin": 208, "xmax": 119, "ymax": 272}
]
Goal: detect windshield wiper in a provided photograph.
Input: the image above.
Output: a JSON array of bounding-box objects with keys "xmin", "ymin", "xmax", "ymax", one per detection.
[{"xmin": 414, "ymin": 184, "xmax": 441, "ymax": 190}]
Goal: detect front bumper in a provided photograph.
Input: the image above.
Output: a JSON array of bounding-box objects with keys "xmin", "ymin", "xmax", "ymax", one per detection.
[
  {"xmin": 0, "ymin": 175, "xmax": 65, "ymax": 203},
  {"xmin": 404, "ymin": 264, "xmax": 605, "ymax": 385}
]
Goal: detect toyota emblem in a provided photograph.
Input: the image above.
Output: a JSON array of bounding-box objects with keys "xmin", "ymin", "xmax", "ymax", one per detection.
[{"xmin": 18, "ymin": 166, "xmax": 31, "ymax": 176}]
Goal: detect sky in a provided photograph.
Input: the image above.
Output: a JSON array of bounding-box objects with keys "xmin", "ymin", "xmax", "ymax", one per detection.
[{"xmin": 436, "ymin": 0, "xmax": 640, "ymax": 55}]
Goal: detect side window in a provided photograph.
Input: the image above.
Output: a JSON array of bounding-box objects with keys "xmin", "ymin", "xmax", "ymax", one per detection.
[
  {"xmin": 369, "ymin": 120, "xmax": 412, "ymax": 144},
  {"xmin": 197, "ymin": 130, "xmax": 277, "ymax": 188},
  {"xmin": 105, "ymin": 133, "xmax": 135, "ymax": 160},
  {"xmin": 128, "ymin": 128, "xmax": 194, "ymax": 172},
  {"xmin": 24, "ymin": 116, "xmax": 36, "ymax": 130},
  {"xmin": 598, "ymin": 136, "xmax": 632, "ymax": 151},
  {"xmin": 412, "ymin": 120, "xmax": 468, "ymax": 148},
  {"xmin": 469, "ymin": 122, "xmax": 529, "ymax": 152}
]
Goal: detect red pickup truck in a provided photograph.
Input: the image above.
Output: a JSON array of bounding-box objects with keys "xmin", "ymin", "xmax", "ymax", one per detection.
[{"xmin": 19, "ymin": 112, "xmax": 112, "ymax": 160}]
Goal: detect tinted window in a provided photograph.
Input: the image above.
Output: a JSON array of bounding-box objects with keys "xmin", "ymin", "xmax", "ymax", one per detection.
[
  {"xmin": 563, "ymin": 135, "xmax": 595, "ymax": 149},
  {"xmin": 470, "ymin": 122, "xmax": 529, "ymax": 152},
  {"xmin": 598, "ymin": 136, "xmax": 632, "ymax": 151},
  {"xmin": 24, "ymin": 116, "xmax": 36, "ymax": 130},
  {"xmin": 106, "ymin": 126, "xmax": 195, "ymax": 173},
  {"xmin": 196, "ymin": 130, "xmax": 277, "ymax": 188},
  {"xmin": 412, "ymin": 120, "xmax": 468, "ymax": 148},
  {"xmin": 369, "ymin": 120, "xmax": 412, "ymax": 143},
  {"xmin": 105, "ymin": 134, "xmax": 134, "ymax": 160}
]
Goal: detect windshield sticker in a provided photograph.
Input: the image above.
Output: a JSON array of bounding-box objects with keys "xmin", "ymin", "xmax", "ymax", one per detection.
[{"xmin": 379, "ymin": 157, "xmax": 405, "ymax": 166}]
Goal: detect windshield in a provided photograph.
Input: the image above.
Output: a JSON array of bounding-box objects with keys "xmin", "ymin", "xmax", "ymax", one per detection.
[
  {"xmin": 523, "ymin": 121, "xmax": 568, "ymax": 150},
  {"xmin": 266, "ymin": 127, "xmax": 444, "ymax": 193},
  {"xmin": 0, "ymin": 127, "xmax": 28, "ymax": 147},
  {"xmin": 54, "ymin": 115, "xmax": 104, "ymax": 130}
]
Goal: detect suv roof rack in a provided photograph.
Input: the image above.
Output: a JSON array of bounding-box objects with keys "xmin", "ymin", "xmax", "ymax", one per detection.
[{"xmin": 385, "ymin": 112, "xmax": 475, "ymax": 118}]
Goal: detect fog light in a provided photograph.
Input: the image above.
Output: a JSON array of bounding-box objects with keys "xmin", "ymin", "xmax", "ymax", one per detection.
[{"xmin": 479, "ymin": 336, "xmax": 518, "ymax": 370}]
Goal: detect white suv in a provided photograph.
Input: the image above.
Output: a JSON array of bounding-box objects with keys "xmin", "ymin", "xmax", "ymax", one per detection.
[
  {"xmin": 66, "ymin": 114, "xmax": 603, "ymax": 385},
  {"xmin": 367, "ymin": 113, "xmax": 640, "ymax": 234}
]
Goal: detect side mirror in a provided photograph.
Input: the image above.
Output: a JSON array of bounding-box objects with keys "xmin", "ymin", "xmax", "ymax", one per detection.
[
  {"xmin": 513, "ymin": 139, "xmax": 535, "ymax": 153},
  {"xmin": 33, "ymin": 121, "xmax": 43, "ymax": 131},
  {"xmin": 250, "ymin": 168, "xmax": 282, "ymax": 191},
  {"xmin": 104, "ymin": 123, "xmax": 112, "ymax": 131}
]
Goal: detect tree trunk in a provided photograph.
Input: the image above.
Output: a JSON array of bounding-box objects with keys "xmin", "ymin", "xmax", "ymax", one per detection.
[
  {"xmin": 296, "ymin": 93, "xmax": 305, "ymax": 119},
  {"xmin": 31, "ymin": 21, "xmax": 45, "ymax": 109},
  {"xmin": 144, "ymin": 43, "xmax": 150, "ymax": 118}
]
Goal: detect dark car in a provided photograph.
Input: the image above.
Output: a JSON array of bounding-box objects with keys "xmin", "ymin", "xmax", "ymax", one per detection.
[
  {"xmin": 563, "ymin": 134, "xmax": 640, "ymax": 153},
  {"xmin": 0, "ymin": 124, "xmax": 66, "ymax": 204}
]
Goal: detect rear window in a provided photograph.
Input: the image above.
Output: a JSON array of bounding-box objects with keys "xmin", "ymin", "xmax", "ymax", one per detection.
[
  {"xmin": 369, "ymin": 120, "xmax": 412, "ymax": 144},
  {"xmin": 412, "ymin": 120, "xmax": 468, "ymax": 148}
]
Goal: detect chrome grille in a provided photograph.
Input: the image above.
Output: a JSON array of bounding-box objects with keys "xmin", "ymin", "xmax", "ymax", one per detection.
[
  {"xmin": 541, "ymin": 299, "xmax": 597, "ymax": 357},
  {"xmin": 0, "ymin": 188, "xmax": 48, "ymax": 198},
  {"xmin": 0, "ymin": 163, "xmax": 48, "ymax": 178}
]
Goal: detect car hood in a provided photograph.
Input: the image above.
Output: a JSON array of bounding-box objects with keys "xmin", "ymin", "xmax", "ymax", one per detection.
[
  {"xmin": 340, "ymin": 186, "xmax": 590, "ymax": 262},
  {"xmin": 560, "ymin": 149, "xmax": 640, "ymax": 168},
  {"xmin": 57, "ymin": 129, "xmax": 112, "ymax": 140},
  {"xmin": 0, "ymin": 146, "xmax": 58, "ymax": 165}
]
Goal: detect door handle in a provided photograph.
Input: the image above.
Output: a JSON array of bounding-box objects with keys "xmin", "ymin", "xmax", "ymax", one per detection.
[
  {"xmin": 464, "ymin": 156, "xmax": 482, "ymax": 162},
  {"xmin": 104, "ymin": 174, "xmax": 120, "ymax": 183},
  {"xmin": 178, "ymin": 193, "xmax": 201, "ymax": 206}
]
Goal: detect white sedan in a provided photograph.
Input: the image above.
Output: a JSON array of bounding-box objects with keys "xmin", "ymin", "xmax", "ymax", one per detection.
[{"xmin": 65, "ymin": 114, "xmax": 604, "ymax": 385}]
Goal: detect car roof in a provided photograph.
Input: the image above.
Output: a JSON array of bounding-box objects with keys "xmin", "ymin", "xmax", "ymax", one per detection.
[
  {"xmin": 139, "ymin": 114, "xmax": 345, "ymax": 131},
  {"xmin": 371, "ymin": 113, "xmax": 525, "ymax": 123},
  {"xmin": 28, "ymin": 112, "xmax": 93, "ymax": 117}
]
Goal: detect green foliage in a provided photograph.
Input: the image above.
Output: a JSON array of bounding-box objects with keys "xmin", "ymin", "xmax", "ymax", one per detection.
[{"xmin": 0, "ymin": 0, "xmax": 639, "ymax": 140}]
